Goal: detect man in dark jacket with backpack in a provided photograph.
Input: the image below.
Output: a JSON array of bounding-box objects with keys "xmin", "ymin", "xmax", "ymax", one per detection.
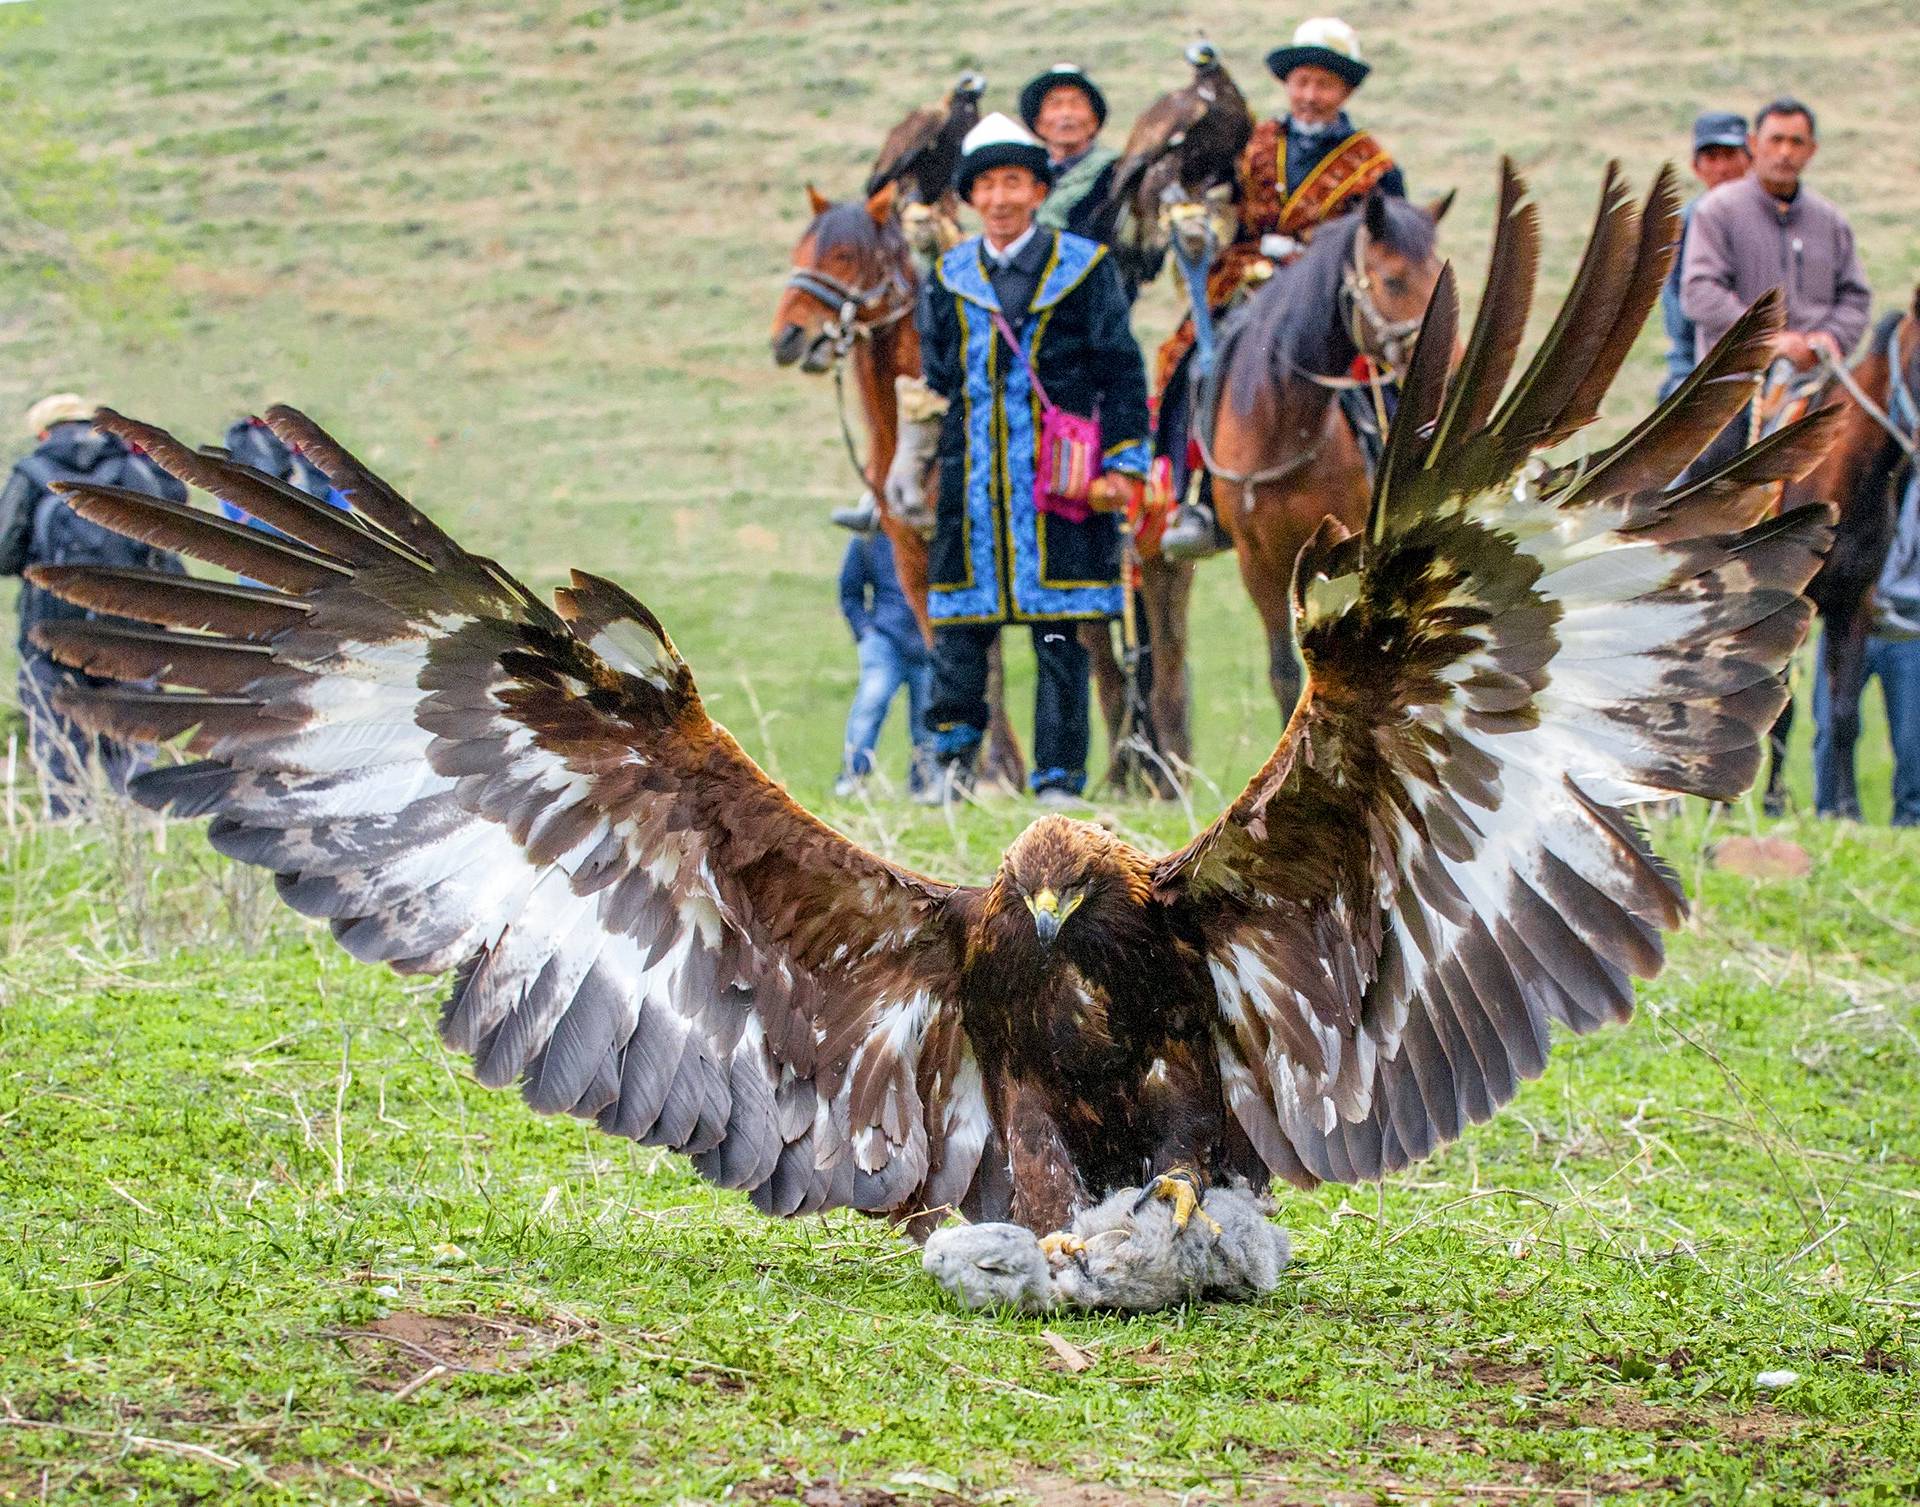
[{"xmin": 0, "ymin": 395, "xmax": 187, "ymax": 816}]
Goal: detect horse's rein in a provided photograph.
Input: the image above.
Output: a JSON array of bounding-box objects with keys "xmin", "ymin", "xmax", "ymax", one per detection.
[
  {"xmin": 1191, "ymin": 428, "xmax": 1322, "ymax": 517},
  {"xmin": 1820, "ymin": 322, "xmax": 1920, "ymax": 460}
]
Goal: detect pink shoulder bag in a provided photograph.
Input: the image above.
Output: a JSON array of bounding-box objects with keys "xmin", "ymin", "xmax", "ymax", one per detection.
[{"xmin": 989, "ymin": 310, "xmax": 1102, "ymax": 523}]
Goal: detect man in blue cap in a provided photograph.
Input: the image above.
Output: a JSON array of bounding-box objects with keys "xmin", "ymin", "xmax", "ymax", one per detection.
[{"xmin": 1657, "ymin": 111, "xmax": 1751, "ymax": 401}]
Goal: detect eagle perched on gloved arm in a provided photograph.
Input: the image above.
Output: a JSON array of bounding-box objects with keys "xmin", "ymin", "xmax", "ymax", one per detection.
[
  {"xmin": 33, "ymin": 163, "xmax": 1833, "ymax": 1241},
  {"xmin": 1088, "ymin": 41, "xmax": 1253, "ymax": 292}
]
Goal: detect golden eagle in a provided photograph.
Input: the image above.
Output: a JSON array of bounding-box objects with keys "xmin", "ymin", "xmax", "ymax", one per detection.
[
  {"xmin": 865, "ymin": 70, "xmax": 987, "ymax": 207},
  {"xmin": 33, "ymin": 165, "xmax": 1833, "ymax": 1241},
  {"xmin": 1089, "ymin": 41, "xmax": 1253, "ymax": 290}
]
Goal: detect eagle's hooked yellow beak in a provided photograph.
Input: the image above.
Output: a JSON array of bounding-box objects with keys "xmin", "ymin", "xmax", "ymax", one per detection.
[{"xmin": 1024, "ymin": 886, "xmax": 1082, "ymax": 946}]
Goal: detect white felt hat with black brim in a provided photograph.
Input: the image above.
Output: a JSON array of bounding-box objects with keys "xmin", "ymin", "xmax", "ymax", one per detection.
[
  {"xmin": 953, "ymin": 112, "xmax": 1055, "ymax": 198},
  {"xmin": 1265, "ymin": 16, "xmax": 1371, "ymax": 88}
]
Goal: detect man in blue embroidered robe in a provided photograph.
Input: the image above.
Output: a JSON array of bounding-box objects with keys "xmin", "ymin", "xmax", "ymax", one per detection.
[{"xmin": 917, "ymin": 114, "xmax": 1150, "ymax": 804}]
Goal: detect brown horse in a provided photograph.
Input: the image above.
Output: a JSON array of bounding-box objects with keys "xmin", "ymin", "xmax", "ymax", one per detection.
[
  {"xmin": 771, "ymin": 185, "xmax": 924, "ymax": 616},
  {"xmin": 1195, "ymin": 191, "xmax": 1448, "ymax": 718},
  {"xmin": 770, "ymin": 185, "xmax": 1023, "ymax": 787},
  {"xmin": 773, "ymin": 185, "xmax": 1147, "ymax": 793},
  {"xmin": 1763, "ymin": 289, "xmax": 1920, "ymax": 817}
]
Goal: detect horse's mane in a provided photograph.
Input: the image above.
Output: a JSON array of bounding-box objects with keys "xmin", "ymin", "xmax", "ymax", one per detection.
[
  {"xmin": 808, "ymin": 201, "xmax": 909, "ymax": 271},
  {"xmin": 1227, "ymin": 196, "xmax": 1437, "ymax": 416}
]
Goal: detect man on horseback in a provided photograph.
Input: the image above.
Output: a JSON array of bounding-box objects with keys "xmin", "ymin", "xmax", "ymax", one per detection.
[
  {"xmin": 915, "ymin": 114, "xmax": 1150, "ymax": 807},
  {"xmin": 1678, "ymin": 98, "xmax": 1871, "ymax": 478},
  {"xmin": 1657, "ymin": 111, "xmax": 1750, "ymax": 402},
  {"xmin": 1158, "ymin": 16, "xmax": 1406, "ymax": 560},
  {"xmin": 1022, "ymin": 65, "xmax": 1121, "ymax": 245}
]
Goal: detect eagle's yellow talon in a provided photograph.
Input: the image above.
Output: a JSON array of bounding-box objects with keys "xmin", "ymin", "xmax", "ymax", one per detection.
[
  {"xmin": 1137, "ymin": 1171, "xmax": 1223, "ymax": 1236},
  {"xmin": 1039, "ymin": 1231, "xmax": 1087, "ymax": 1264}
]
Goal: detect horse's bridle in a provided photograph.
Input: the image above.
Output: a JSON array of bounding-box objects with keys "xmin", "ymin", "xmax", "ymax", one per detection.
[
  {"xmin": 783, "ymin": 253, "xmax": 917, "ymax": 490},
  {"xmin": 1340, "ymin": 224, "xmax": 1426, "ymax": 379},
  {"xmin": 1198, "ymin": 224, "xmax": 1430, "ymax": 515},
  {"xmin": 783, "ymin": 263, "xmax": 914, "ymax": 364}
]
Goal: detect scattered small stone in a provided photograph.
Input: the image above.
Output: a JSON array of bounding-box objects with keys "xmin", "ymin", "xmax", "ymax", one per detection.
[{"xmin": 1710, "ymin": 835, "xmax": 1811, "ymax": 880}]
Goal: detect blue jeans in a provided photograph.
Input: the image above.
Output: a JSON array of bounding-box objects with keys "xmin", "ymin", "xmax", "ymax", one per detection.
[
  {"xmin": 1814, "ymin": 634, "xmax": 1920, "ymax": 826},
  {"xmin": 843, "ymin": 631, "xmax": 932, "ymax": 787}
]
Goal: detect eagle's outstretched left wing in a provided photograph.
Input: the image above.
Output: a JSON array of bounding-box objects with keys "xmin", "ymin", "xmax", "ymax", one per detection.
[
  {"xmin": 1154, "ymin": 163, "xmax": 1838, "ymax": 1189},
  {"xmin": 29, "ymin": 410, "xmax": 990, "ymax": 1222}
]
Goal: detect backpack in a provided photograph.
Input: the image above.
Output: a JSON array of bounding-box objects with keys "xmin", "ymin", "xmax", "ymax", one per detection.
[{"xmin": 11, "ymin": 436, "xmax": 187, "ymax": 661}]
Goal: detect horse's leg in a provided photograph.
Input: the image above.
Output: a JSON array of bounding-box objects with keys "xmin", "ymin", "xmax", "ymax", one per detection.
[
  {"xmin": 1139, "ymin": 554, "xmax": 1193, "ymax": 781},
  {"xmin": 1821, "ymin": 614, "xmax": 1872, "ymax": 822},
  {"xmin": 1229, "ymin": 528, "xmax": 1302, "ymax": 720},
  {"xmin": 1080, "ymin": 619, "xmax": 1128, "ymax": 790},
  {"xmin": 884, "ymin": 517, "xmax": 934, "ymax": 644},
  {"xmin": 981, "ymin": 636, "xmax": 1027, "ymax": 792}
]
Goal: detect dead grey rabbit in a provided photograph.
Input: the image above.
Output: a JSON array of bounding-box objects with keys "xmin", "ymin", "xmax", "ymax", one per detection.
[{"xmin": 922, "ymin": 1174, "xmax": 1290, "ymax": 1312}]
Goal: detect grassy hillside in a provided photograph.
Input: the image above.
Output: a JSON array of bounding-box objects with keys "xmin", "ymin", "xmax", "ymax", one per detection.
[{"xmin": 1, "ymin": 3, "xmax": 1918, "ymax": 1503}]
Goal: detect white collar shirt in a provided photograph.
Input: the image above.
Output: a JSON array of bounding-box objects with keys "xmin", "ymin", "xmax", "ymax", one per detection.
[{"xmin": 983, "ymin": 223, "xmax": 1039, "ymax": 268}]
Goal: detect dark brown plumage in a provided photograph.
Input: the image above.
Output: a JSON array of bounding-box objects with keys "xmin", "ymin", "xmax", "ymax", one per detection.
[
  {"xmin": 1089, "ymin": 41, "xmax": 1253, "ymax": 289},
  {"xmin": 865, "ymin": 70, "xmax": 986, "ymax": 207},
  {"xmin": 32, "ymin": 165, "xmax": 1836, "ymax": 1241}
]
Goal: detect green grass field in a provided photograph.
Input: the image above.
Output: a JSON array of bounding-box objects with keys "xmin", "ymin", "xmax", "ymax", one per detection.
[{"xmin": 2, "ymin": 2, "xmax": 1918, "ymax": 1502}]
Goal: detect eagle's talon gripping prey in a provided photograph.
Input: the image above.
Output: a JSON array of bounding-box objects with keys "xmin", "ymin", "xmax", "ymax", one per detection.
[
  {"xmin": 29, "ymin": 164, "xmax": 1837, "ymax": 1311},
  {"xmin": 1038, "ymin": 1231, "xmax": 1089, "ymax": 1265},
  {"xmin": 1134, "ymin": 1171, "xmax": 1224, "ymax": 1237}
]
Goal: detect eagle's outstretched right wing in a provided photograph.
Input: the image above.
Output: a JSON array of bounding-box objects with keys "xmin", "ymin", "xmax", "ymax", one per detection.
[
  {"xmin": 30, "ymin": 410, "xmax": 992, "ymax": 1223},
  {"xmin": 1153, "ymin": 163, "xmax": 1837, "ymax": 1189}
]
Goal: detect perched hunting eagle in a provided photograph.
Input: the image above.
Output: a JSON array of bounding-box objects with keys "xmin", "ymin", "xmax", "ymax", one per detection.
[
  {"xmin": 866, "ymin": 70, "xmax": 987, "ymax": 207},
  {"xmin": 1089, "ymin": 41, "xmax": 1253, "ymax": 291},
  {"xmin": 34, "ymin": 164, "xmax": 1834, "ymax": 1241}
]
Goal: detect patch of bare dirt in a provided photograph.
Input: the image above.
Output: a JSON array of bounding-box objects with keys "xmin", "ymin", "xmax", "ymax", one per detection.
[
  {"xmin": 730, "ymin": 1475, "xmax": 948, "ymax": 1507},
  {"xmin": 327, "ymin": 1308, "xmax": 591, "ymax": 1390},
  {"xmin": 1711, "ymin": 834, "xmax": 1812, "ymax": 879},
  {"xmin": 1438, "ymin": 1354, "xmax": 1553, "ymax": 1391}
]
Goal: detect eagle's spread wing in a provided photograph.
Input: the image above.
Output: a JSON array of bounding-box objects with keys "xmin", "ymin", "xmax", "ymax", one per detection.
[
  {"xmin": 29, "ymin": 410, "xmax": 990, "ymax": 1221},
  {"xmin": 1154, "ymin": 163, "xmax": 1837, "ymax": 1189}
]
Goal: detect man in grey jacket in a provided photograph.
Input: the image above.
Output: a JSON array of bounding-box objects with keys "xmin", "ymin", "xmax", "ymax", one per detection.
[
  {"xmin": 1678, "ymin": 97, "xmax": 1870, "ymax": 477},
  {"xmin": 1681, "ymin": 97, "xmax": 1871, "ymax": 370}
]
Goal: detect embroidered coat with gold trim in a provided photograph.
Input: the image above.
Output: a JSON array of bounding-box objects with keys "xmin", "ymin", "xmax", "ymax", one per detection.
[
  {"xmin": 920, "ymin": 230, "xmax": 1150, "ymax": 624},
  {"xmin": 1238, "ymin": 112, "xmax": 1405, "ymax": 245}
]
